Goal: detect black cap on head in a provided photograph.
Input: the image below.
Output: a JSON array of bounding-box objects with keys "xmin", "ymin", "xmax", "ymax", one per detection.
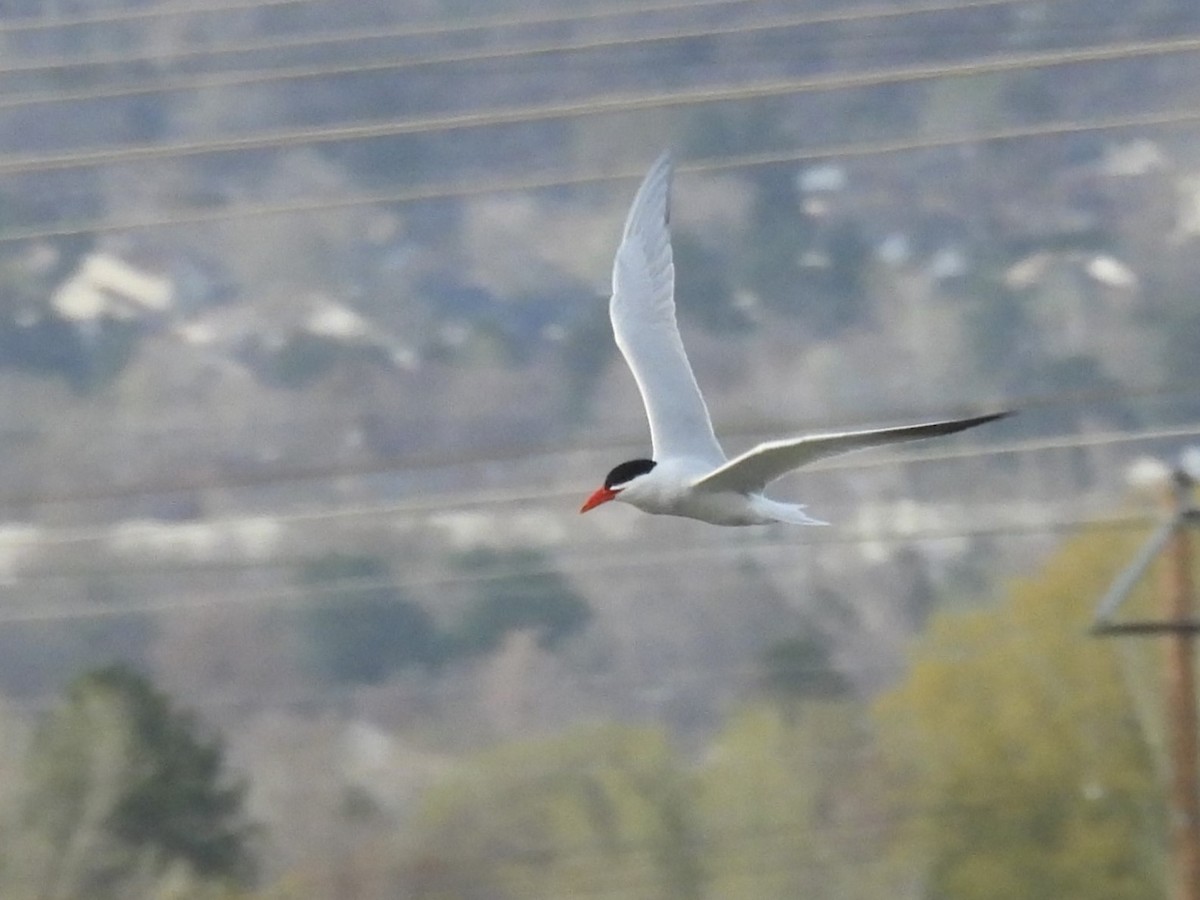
[{"xmin": 604, "ymin": 459, "xmax": 656, "ymax": 490}]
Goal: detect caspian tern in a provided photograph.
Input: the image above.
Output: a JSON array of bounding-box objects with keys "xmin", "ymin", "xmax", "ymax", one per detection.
[{"xmin": 579, "ymin": 152, "xmax": 1010, "ymax": 526}]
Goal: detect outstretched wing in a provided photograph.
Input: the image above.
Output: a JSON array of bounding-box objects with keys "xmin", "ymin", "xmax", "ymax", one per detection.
[
  {"xmin": 610, "ymin": 153, "xmax": 724, "ymax": 463},
  {"xmin": 692, "ymin": 412, "xmax": 1011, "ymax": 494}
]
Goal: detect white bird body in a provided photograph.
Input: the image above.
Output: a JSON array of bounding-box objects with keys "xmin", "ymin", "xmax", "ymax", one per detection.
[
  {"xmin": 580, "ymin": 152, "xmax": 1009, "ymax": 526},
  {"xmin": 609, "ymin": 455, "xmax": 825, "ymax": 525}
]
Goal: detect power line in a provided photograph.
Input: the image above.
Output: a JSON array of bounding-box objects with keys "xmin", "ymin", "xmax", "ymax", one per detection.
[
  {"xmin": 0, "ymin": 0, "xmax": 774, "ymax": 70},
  {"xmin": 0, "ymin": 504, "xmax": 1148, "ymax": 582},
  {"xmin": 0, "ymin": 403, "xmax": 1194, "ymax": 513},
  {"xmin": 3, "ymin": 102, "xmax": 1200, "ymax": 246},
  {"xmin": 0, "ymin": 0, "xmax": 316, "ymax": 34},
  {"xmin": 0, "ymin": 0, "xmax": 1071, "ymax": 113},
  {"xmin": 0, "ymin": 0, "xmax": 1043, "ymax": 74},
  {"xmin": 2, "ymin": 32, "xmax": 1199, "ymax": 179},
  {"xmin": 0, "ymin": 372, "xmax": 1184, "ymax": 447},
  {"xmin": 0, "ymin": 513, "xmax": 1156, "ymax": 622}
]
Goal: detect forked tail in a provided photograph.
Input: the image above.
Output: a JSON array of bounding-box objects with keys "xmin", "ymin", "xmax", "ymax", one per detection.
[{"xmin": 757, "ymin": 499, "xmax": 829, "ymax": 526}]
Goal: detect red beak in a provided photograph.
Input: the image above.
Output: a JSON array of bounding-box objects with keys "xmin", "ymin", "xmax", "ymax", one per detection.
[{"xmin": 580, "ymin": 486, "xmax": 618, "ymax": 513}]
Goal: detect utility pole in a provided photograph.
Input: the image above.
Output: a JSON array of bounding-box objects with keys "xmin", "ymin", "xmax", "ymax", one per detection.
[
  {"xmin": 1093, "ymin": 468, "xmax": 1200, "ymax": 900},
  {"xmin": 1164, "ymin": 470, "xmax": 1200, "ymax": 900}
]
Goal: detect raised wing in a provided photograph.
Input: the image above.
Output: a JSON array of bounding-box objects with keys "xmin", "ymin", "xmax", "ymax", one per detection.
[
  {"xmin": 610, "ymin": 153, "xmax": 724, "ymax": 463},
  {"xmin": 692, "ymin": 412, "xmax": 1011, "ymax": 494}
]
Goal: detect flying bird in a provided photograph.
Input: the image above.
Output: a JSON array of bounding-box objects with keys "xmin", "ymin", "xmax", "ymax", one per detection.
[{"xmin": 579, "ymin": 152, "xmax": 1010, "ymax": 526}]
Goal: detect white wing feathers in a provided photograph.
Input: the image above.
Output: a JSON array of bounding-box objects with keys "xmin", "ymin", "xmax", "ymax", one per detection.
[
  {"xmin": 610, "ymin": 153, "xmax": 724, "ymax": 463},
  {"xmin": 609, "ymin": 153, "xmax": 1011, "ymax": 503},
  {"xmin": 692, "ymin": 412, "xmax": 1011, "ymax": 495}
]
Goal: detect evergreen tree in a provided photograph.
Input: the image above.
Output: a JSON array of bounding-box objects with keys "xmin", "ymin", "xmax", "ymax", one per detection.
[{"xmin": 15, "ymin": 665, "xmax": 255, "ymax": 898}]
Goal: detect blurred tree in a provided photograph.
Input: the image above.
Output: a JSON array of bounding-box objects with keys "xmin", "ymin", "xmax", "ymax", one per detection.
[
  {"xmin": 959, "ymin": 266, "xmax": 1035, "ymax": 388},
  {"xmin": 450, "ymin": 549, "xmax": 592, "ymax": 658},
  {"xmin": 1163, "ymin": 306, "xmax": 1200, "ymax": 408},
  {"xmin": 822, "ymin": 219, "xmax": 871, "ymax": 314},
  {"xmin": 410, "ymin": 723, "xmax": 700, "ymax": 900},
  {"xmin": 558, "ymin": 298, "xmax": 618, "ymax": 425},
  {"xmin": 891, "ymin": 546, "xmax": 940, "ymax": 632},
  {"xmin": 249, "ymin": 331, "xmax": 395, "ymax": 391},
  {"xmin": 875, "ymin": 527, "xmax": 1165, "ymax": 899},
  {"xmin": 673, "ymin": 231, "xmax": 750, "ymax": 334},
  {"xmin": 680, "ymin": 100, "xmax": 793, "ymax": 161},
  {"xmin": 736, "ymin": 167, "xmax": 816, "ymax": 320},
  {"xmin": 698, "ymin": 703, "xmax": 896, "ymax": 900},
  {"xmin": 759, "ymin": 632, "xmax": 850, "ymax": 715},
  {"xmin": 0, "ymin": 695, "xmax": 30, "ymax": 886},
  {"xmin": 1029, "ymin": 355, "xmax": 1135, "ymax": 430},
  {"xmin": 299, "ymin": 554, "xmax": 443, "ymax": 684},
  {"xmin": 267, "ymin": 333, "xmax": 344, "ymax": 389},
  {"xmin": 0, "ymin": 313, "xmax": 142, "ymax": 393},
  {"xmin": 7, "ymin": 665, "xmax": 255, "ymax": 899}
]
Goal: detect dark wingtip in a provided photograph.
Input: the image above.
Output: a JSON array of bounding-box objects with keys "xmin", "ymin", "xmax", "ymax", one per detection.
[
  {"xmin": 944, "ymin": 410, "xmax": 1015, "ymax": 435},
  {"xmin": 976, "ymin": 410, "xmax": 1015, "ymax": 425}
]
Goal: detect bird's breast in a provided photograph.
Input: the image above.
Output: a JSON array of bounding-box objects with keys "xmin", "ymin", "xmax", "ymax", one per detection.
[{"xmin": 625, "ymin": 484, "xmax": 774, "ymax": 526}]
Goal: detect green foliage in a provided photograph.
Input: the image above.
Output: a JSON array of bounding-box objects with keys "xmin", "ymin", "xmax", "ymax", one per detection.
[
  {"xmin": 410, "ymin": 723, "xmax": 701, "ymax": 900},
  {"xmin": 449, "ymin": 549, "xmax": 592, "ymax": 657},
  {"xmin": 875, "ymin": 527, "xmax": 1166, "ymax": 899},
  {"xmin": 406, "ymin": 701, "xmax": 892, "ymax": 900},
  {"xmin": 759, "ymin": 632, "xmax": 850, "ymax": 707},
  {"xmin": 14, "ymin": 665, "xmax": 255, "ymax": 898},
  {"xmin": 298, "ymin": 550, "xmax": 589, "ymax": 684},
  {"xmin": 88, "ymin": 667, "xmax": 254, "ymax": 881},
  {"xmin": 697, "ymin": 703, "xmax": 896, "ymax": 899},
  {"xmin": 299, "ymin": 554, "xmax": 443, "ymax": 684}
]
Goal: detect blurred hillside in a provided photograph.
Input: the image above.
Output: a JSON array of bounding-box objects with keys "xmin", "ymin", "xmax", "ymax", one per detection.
[{"xmin": 0, "ymin": 0, "xmax": 1198, "ymax": 896}]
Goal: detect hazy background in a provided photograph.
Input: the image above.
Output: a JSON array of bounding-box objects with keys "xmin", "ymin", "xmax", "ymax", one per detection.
[{"xmin": 0, "ymin": 0, "xmax": 1197, "ymax": 897}]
